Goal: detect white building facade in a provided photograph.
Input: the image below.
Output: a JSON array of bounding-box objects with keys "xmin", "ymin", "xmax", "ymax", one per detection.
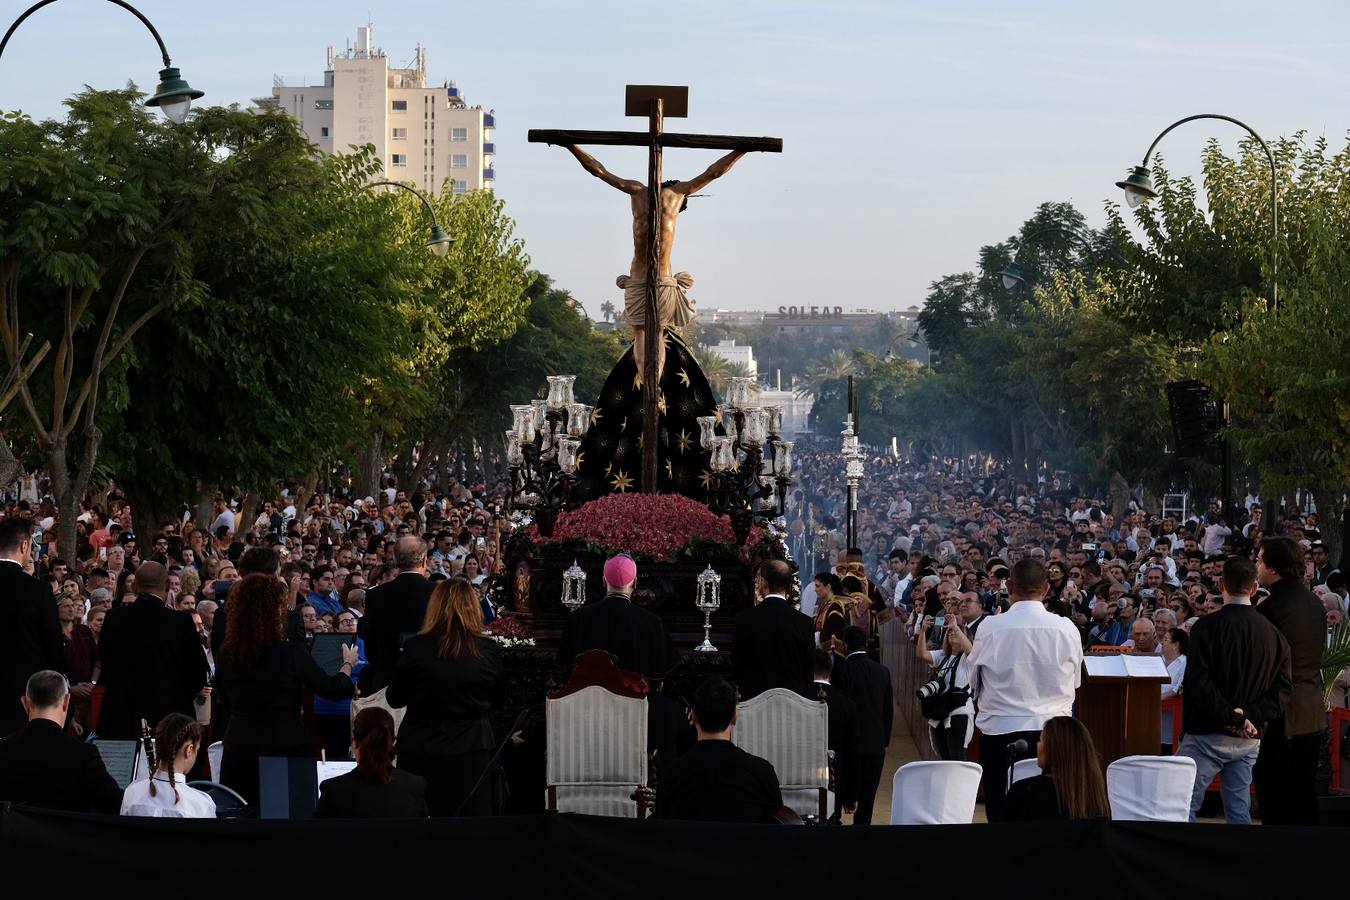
[
  {"xmin": 263, "ymin": 26, "xmax": 494, "ymax": 196},
  {"xmin": 707, "ymin": 340, "xmax": 757, "ymax": 379}
]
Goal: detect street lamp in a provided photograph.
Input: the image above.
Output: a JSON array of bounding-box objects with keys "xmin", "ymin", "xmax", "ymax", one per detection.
[
  {"xmin": 884, "ymin": 331, "xmax": 931, "ymax": 367},
  {"xmin": 1115, "ymin": 113, "xmax": 1278, "ymax": 311},
  {"xmin": 363, "ymin": 180, "xmax": 454, "ymax": 256},
  {"xmin": 841, "ymin": 415, "xmax": 864, "ymax": 549},
  {"xmin": 1116, "ymin": 113, "xmax": 1281, "ymax": 527},
  {"xmin": 996, "ymin": 222, "xmax": 1128, "ymax": 291},
  {"xmin": 1, "ymin": 0, "xmax": 203, "ymax": 123}
]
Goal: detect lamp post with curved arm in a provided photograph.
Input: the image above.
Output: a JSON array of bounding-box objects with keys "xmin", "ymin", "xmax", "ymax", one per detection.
[
  {"xmin": 1115, "ymin": 113, "xmax": 1278, "ymax": 312},
  {"xmin": 998, "ymin": 222, "xmax": 1127, "ymax": 291},
  {"xmin": 1, "ymin": 0, "xmax": 202, "ymax": 123},
  {"xmin": 885, "ymin": 331, "xmax": 931, "ymax": 368},
  {"xmin": 362, "ymin": 180, "xmax": 453, "ymax": 256},
  {"xmin": 1115, "ymin": 113, "xmax": 1280, "ymax": 526}
]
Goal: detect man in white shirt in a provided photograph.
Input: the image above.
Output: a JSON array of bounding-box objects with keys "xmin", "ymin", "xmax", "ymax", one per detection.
[
  {"xmin": 1202, "ymin": 519, "xmax": 1232, "ymax": 556},
  {"xmin": 209, "ymin": 495, "xmax": 236, "ymax": 537},
  {"xmin": 967, "ymin": 558, "xmax": 1083, "ymax": 822}
]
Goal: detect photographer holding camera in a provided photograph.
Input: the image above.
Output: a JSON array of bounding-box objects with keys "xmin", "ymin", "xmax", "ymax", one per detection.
[{"xmin": 914, "ymin": 591, "xmax": 986, "ymax": 759}]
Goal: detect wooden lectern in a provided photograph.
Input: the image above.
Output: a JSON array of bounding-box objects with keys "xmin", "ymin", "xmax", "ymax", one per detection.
[{"xmin": 1074, "ymin": 655, "xmax": 1171, "ymax": 768}]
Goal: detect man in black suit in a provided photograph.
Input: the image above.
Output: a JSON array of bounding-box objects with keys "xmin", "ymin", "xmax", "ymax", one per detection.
[
  {"xmin": 0, "ymin": 670, "xmax": 122, "ymax": 813},
  {"xmin": 654, "ymin": 677, "xmax": 782, "ymax": 823},
  {"xmin": 1253, "ymin": 537, "xmax": 1328, "ymax": 825},
  {"xmin": 364, "ymin": 537, "xmax": 436, "ymax": 691},
  {"xmin": 834, "ymin": 626, "xmax": 893, "ymax": 825},
  {"xmin": 0, "ymin": 517, "xmax": 63, "ymax": 736},
  {"xmin": 556, "ymin": 554, "xmax": 677, "ymax": 679},
  {"xmin": 812, "ymin": 649, "xmax": 860, "ymax": 823},
  {"xmin": 733, "ymin": 559, "xmax": 814, "ymax": 699},
  {"xmin": 1176, "ymin": 556, "xmax": 1290, "ymax": 824},
  {"xmin": 96, "ymin": 562, "xmax": 209, "ymax": 740}
]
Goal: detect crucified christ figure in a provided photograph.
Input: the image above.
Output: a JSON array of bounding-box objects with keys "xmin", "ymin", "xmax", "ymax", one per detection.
[{"xmin": 563, "ymin": 145, "xmax": 745, "ymax": 383}]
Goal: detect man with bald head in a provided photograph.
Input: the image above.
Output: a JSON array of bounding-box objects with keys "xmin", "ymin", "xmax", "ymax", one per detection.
[
  {"xmin": 363, "ymin": 536, "xmax": 435, "ymax": 691},
  {"xmin": 95, "ymin": 561, "xmax": 209, "ymax": 739},
  {"xmin": 1123, "ymin": 618, "xmax": 1161, "ymax": 655}
]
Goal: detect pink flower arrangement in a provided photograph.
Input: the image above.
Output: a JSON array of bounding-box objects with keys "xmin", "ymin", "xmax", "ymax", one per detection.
[{"xmin": 536, "ymin": 493, "xmax": 738, "ymax": 561}]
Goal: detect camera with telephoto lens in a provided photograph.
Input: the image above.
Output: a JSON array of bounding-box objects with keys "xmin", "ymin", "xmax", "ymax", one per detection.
[{"xmin": 916, "ymin": 679, "xmax": 945, "ymax": 701}]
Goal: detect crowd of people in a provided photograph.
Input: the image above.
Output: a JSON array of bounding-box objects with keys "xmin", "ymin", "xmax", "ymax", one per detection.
[
  {"xmin": 0, "ymin": 472, "xmax": 524, "ymax": 818},
  {"xmin": 0, "ymin": 441, "xmax": 1345, "ymax": 826},
  {"xmin": 785, "ymin": 442, "xmax": 1344, "ymax": 825}
]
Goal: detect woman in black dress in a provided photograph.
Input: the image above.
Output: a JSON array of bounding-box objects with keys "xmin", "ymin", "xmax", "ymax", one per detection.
[
  {"xmin": 214, "ymin": 574, "xmax": 357, "ymax": 807},
  {"xmin": 387, "ymin": 576, "xmax": 504, "ymax": 816},
  {"xmin": 1005, "ymin": 716, "xmax": 1110, "ymax": 821}
]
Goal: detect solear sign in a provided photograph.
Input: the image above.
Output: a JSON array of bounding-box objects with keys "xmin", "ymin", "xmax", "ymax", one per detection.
[{"xmin": 777, "ymin": 306, "xmax": 844, "ymax": 318}]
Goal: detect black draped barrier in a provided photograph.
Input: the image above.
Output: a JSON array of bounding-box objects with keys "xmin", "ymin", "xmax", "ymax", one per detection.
[{"xmin": 0, "ymin": 804, "xmax": 1344, "ymax": 897}]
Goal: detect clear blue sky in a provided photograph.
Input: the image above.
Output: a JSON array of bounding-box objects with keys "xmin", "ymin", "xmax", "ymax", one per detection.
[{"xmin": 3, "ymin": 0, "xmax": 1347, "ymax": 318}]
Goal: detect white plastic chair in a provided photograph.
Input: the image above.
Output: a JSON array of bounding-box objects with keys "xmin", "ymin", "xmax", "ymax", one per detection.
[
  {"xmin": 1011, "ymin": 757, "xmax": 1041, "ymax": 785},
  {"xmin": 1106, "ymin": 755, "xmax": 1197, "ymax": 822},
  {"xmin": 733, "ymin": 688, "xmax": 829, "ymax": 819},
  {"xmin": 207, "ymin": 740, "xmax": 224, "ymax": 784},
  {"xmin": 546, "ymin": 685, "xmax": 648, "ymax": 817},
  {"xmin": 888, "ymin": 760, "xmax": 983, "ymax": 825},
  {"xmin": 351, "ymin": 687, "xmax": 407, "ymax": 739}
]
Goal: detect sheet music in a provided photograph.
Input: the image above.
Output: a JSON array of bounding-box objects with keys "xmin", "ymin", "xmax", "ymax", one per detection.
[
  {"xmin": 92, "ymin": 738, "xmax": 141, "ymax": 789},
  {"xmin": 315, "ymin": 760, "xmax": 358, "ymax": 797},
  {"xmin": 1083, "ymin": 655, "xmax": 1126, "ymax": 677},
  {"xmin": 1084, "ymin": 655, "xmax": 1169, "ymax": 677},
  {"xmin": 1122, "ymin": 654, "xmax": 1169, "ymax": 678}
]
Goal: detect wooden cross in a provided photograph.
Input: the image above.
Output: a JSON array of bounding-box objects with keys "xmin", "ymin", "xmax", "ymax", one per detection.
[{"xmin": 530, "ymin": 85, "xmax": 782, "ymax": 493}]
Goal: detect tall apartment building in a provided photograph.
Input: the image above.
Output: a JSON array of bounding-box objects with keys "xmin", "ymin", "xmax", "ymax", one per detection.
[{"xmin": 261, "ymin": 25, "xmax": 495, "ymax": 196}]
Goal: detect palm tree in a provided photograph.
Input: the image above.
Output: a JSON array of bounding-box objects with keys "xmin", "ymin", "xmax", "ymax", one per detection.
[
  {"xmin": 697, "ymin": 348, "xmax": 734, "ymax": 393},
  {"xmin": 797, "ymin": 348, "xmax": 855, "ymax": 400},
  {"xmin": 600, "ymin": 300, "xmax": 617, "ymax": 323}
]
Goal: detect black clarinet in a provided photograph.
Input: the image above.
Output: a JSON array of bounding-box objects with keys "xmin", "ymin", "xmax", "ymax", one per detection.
[{"xmin": 140, "ymin": 718, "xmax": 157, "ymax": 775}]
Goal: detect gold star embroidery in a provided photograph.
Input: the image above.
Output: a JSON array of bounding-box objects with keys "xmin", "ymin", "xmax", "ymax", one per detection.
[
  {"xmin": 590, "ymin": 408, "xmax": 602, "ymax": 426},
  {"xmin": 611, "ymin": 470, "xmax": 634, "ymax": 493},
  {"xmin": 714, "ymin": 407, "xmax": 724, "ymax": 426},
  {"xmin": 657, "ymin": 392, "xmax": 668, "ymax": 415},
  {"xmin": 678, "ymin": 368, "xmax": 691, "ymax": 387},
  {"xmin": 677, "ymin": 430, "xmax": 692, "ymax": 453},
  {"xmin": 633, "ymin": 371, "xmax": 644, "ymax": 390},
  {"xmin": 605, "ymin": 463, "xmax": 613, "ymax": 477},
  {"xmin": 665, "ymin": 460, "xmax": 674, "ymax": 479},
  {"xmin": 619, "ymin": 416, "xmax": 628, "ymax": 433},
  {"xmin": 699, "ymin": 470, "xmax": 714, "ymax": 489},
  {"xmin": 638, "ymin": 434, "xmax": 645, "ymax": 450},
  {"xmin": 574, "ymin": 451, "xmax": 585, "ymax": 470}
]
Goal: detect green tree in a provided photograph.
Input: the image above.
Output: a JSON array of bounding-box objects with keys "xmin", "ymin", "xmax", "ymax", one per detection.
[
  {"xmin": 104, "ymin": 125, "xmax": 431, "ymax": 540},
  {"xmin": 798, "ymin": 349, "xmax": 856, "ymax": 403},
  {"xmin": 397, "ymin": 273, "xmax": 623, "ymax": 486},
  {"xmin": 0, "ymin": 89, "xmax": 363, "ymax": 558},
  {"xmin": 1110, "ymin": 132, "xmax": 1350, "ymax": 552},
  {"xmin": 365, "ymin": 186, "xmax": 532, "ymax": 496},
  {"xmin": 1195, "ymin": 138, "xmax": 1350, "ymax": 559}
]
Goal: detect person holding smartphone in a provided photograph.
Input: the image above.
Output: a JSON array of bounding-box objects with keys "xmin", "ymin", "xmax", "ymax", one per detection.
[{"xmin": 914, "ymin": 593, "xmax": 983, "ymax": 759}]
